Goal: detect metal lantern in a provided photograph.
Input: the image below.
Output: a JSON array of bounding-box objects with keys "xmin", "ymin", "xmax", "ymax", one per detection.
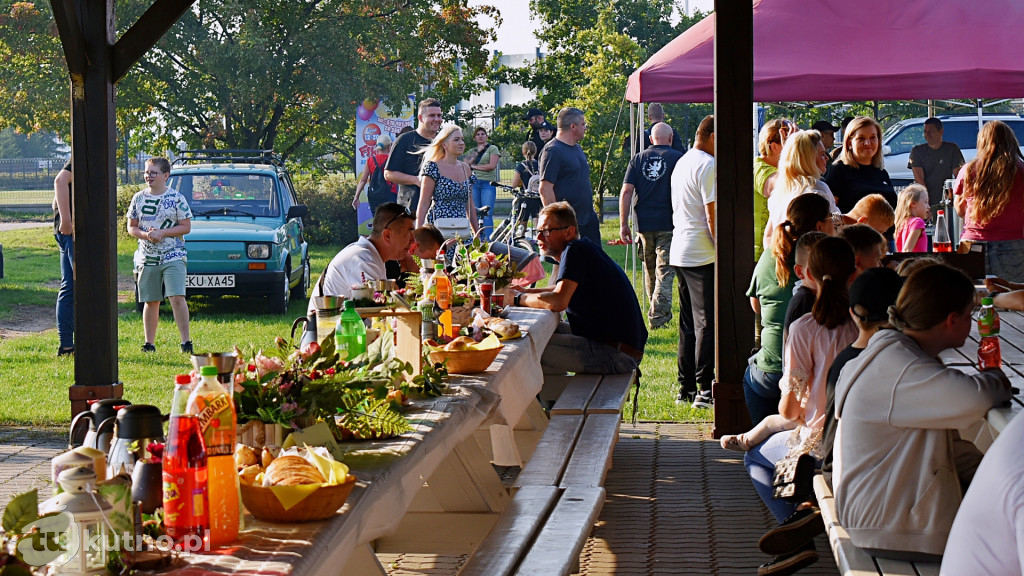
[{"xmin": 39, "ymin": 467, "xmax": 112, "ymax": 576}]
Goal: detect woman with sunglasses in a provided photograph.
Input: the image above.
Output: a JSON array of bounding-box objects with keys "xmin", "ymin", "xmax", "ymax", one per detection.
[{"xmin": 763, "ymin": 130, "xmax": 840, "ymax": 248}]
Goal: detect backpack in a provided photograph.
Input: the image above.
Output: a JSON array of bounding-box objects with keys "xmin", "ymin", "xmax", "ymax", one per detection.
[
  {"xmin": 523, "ymin": 162, "xmax": 541, "ymax": 194},
  {"xmin": 366, "ymin": 155, "xmax": 392, "ymax": 206}
]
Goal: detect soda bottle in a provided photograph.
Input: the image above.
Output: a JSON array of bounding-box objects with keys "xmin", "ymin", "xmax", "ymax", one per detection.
[
  {"xmin": 933, "ymin": 209, "xmax": 952, "ymax": 252},
  {"xmin": 186, "ymin": 365, "xmax": 239, "ymax": 546},
  {"xmin": 427, "ymin": 263, "xmax": 454, "ymax": 338},
  {"xmin": 978, "ymin": 296, "xmax": 1002, "ymax": 370},
  {"xmin": 335, "ymin": 300, "xmax": 367, "ymax": 361},
  {"xmin": 163, "ymin": 374, "xmax": 209, "ymax": 544}
]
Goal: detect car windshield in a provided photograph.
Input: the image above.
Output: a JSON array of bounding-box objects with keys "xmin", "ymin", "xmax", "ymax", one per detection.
[{"xmin": 169, "ymin": 173, "xmax": 280, "ymax": 217}]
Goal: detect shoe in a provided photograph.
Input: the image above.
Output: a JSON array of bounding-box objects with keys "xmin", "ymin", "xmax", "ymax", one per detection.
[
  {"xmin": 675, "ymin": 390, "xmax": 696, "ymax": 406},
  {"xmin": 650, "ymin": 317, "xmax": 671, "ymax": 329},
  {"xmin": 141, "ymin": 343, "xmax": 156, "ymax": 353},
  {"xmin": 57, "ymin": 347, "xmax": 74, "ymax": 357},
  {"xmin": 180, "ymin": 341, "xmax": 193, "ymax": 354},
  {"xmin": 758, "ymin": 544, "xmax": 818, "ymax": 576},
  {"xmin": 759, "ymin": 507, "xmax": 825, "ymax": 556},
  {"xmin": 692, "ymin": 390, "xmax": 713, "ymax": 409}
]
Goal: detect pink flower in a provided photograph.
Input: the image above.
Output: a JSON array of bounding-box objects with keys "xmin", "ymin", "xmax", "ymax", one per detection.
[
  {"xmin": 299, "ymin": 341, "xmax": 321, "ymax": 361},
  {"xmin": 255, "ymin": 352, "xmax": 285, "ymax": 377}
]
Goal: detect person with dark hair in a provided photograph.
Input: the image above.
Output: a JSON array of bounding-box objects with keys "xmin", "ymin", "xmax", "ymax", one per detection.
[
  {"xmin": 838, "ymin": 223, "xmax": 886, "ymax": 273},
  {"xmin": 810, "ymin": 120, "xmax": 839, "ymax": 151},
  {"xmin": 954, "ymin": 120, "xmax": 1024, "ymax": 282},
  {"xmin": 670, "ymin": 115, "xmax": 717, "ymax": 407},
  {"xmin": 385, "ymin": 98, "xmax": 443, "ymax": 213},
  {"xmin": 53, "ymin": 161, "xmax": 74, "ymax": 357},
  {"xmin": 309, "ymin": 202, "xmax": 414, "ymax": 305},
  {"xmin": 539, "ymin": 107, "xmax": 601, "ymax": 246},
  {"xmin": 508, "ymin": 202, "xmax": 646, "ymax": 375},
  {"xmin": 466, "ymin": 126, "xmax": 500, "ymax": 240},
  {"xmin": 524, "ymin": 107, "xmax": 547, "ymax": 154},
  {"xmin": 909, "ymin": 117, "xmax": 965, "ymax": 205},
  {"xmin": 834, "ymin": 264, "xmax": 1011, "ymax": 561}
]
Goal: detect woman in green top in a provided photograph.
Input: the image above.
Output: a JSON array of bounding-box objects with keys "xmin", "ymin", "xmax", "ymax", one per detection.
[
  {"xmin": 467, "ymin": 126, "xmax": 501, "ymax": 240},
  {"xmin": 753, "ymin": 119, "xmax": 791, "ymax": 262},
  {"xmin": 744, "ymin": 193, "xmax": 833, "ymax": 424}
]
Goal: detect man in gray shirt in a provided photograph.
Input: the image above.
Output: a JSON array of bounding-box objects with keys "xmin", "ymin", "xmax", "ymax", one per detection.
[{"xmin": 908, "ymin": 117, "xmax": 965, "ymax": 205}]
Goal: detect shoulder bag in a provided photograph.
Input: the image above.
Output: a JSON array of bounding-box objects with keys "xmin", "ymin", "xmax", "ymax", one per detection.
[{"xmin": 432, "ymin": 163, "xmax": 475, "ymax": 240}]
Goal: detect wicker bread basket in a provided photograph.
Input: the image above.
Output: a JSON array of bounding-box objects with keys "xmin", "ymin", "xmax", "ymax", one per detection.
[
  {"xmin": 240, "ymin": 475, "xmax": 357, "ymax": 522},
  {"xmin": 428, "ymin": 345, "xmax": 503, "ymax": 374}
]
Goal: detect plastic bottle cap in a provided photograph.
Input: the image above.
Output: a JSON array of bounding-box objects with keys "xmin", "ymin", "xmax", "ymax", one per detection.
[
  {"xmin": 175, "ymin": 374, "xmax": 192, "ymax": 384},
  {"xmin": 937, "ymin": 210, "xmax": 945, "ymax": 216},
  {"xmin": 435, "ymin": 263, "xmax": 444, "ymax": 270},
  {"xmin": 982, "ymin": 297, "xmax": 994, "ymax": 305},
  {"xmin": 200, "ymin": 365, "xmax": 219, "ymax": 376},
  {"xmin": 343, "ymin": 299, "xmax": 355, "ymax": 310}
]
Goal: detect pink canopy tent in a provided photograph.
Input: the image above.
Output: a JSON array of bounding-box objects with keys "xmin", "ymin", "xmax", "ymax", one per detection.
[{"xmin": 626, "ymin": 0, "xmax": 1024, "ymax": 103}]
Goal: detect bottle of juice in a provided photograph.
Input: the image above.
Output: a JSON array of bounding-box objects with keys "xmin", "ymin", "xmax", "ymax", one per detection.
[
  {"xmin": 163, "ymin": 374, "xmax": 209, "ymax": 544},
  {"xmin": 186, "ymin": 365, "xmax": 239, "ymax": 546},
  {"xmin": 335, "ymin": 300, "xmax": 367, "ymax": 361},
  {"xmin": 978, "ymin": 296, "xmax": 1002, "ymax": 370},
  {"xmin": 427, "ymin": 263, "xmax": 454, "ymax": 338},
  {"xmin": 933, "ymin": 210, "xmax": 952, "ymax": 252}
]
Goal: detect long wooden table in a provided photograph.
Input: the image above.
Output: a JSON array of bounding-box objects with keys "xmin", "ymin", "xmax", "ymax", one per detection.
[{"xmin": 155, "ymin": 308, "xmax": 559, "ymax": 575}]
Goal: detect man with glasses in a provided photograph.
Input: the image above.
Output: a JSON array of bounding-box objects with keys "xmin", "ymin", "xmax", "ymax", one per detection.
[
  {"xmin": 508, "ymin": 202, "xmax": 646, "ymax": 375},
  {"xmin": 309, "ymin": 203, "xmax": 415, "ymax": 305},
  {"xmin": 909, "ymin": 117, "xmax": 965, "ymax": 205}
]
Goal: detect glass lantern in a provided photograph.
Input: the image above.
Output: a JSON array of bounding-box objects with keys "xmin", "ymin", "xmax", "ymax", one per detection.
[{"xmin": 39, "ymin": 467, "xmax": 112, "ymax": 576}]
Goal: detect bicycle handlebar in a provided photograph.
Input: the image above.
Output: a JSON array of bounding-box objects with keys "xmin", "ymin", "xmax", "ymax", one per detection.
[{"xmin": 489, "ymin": 181, "xmax": 540, "ymax": 199}]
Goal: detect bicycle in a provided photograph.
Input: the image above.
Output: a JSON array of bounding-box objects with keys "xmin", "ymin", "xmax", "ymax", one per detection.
[{"xmin": 486, "ymin": 181, "xmax": 541, "ymax": 256}]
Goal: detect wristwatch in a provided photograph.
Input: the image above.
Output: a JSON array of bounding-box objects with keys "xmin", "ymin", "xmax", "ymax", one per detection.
[{"xmin": 514, "ymin": 293, "xmax": 522, "ymax": 307}]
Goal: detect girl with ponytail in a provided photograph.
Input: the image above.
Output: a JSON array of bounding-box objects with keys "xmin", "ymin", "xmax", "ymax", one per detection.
[{"xmin": 833, "ymin": 263, "xmax": 1011, "ymax": 560}]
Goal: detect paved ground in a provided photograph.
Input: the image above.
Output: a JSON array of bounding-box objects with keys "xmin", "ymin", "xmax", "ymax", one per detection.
[
  {"xmin": 0, "ymin": 422, "xmax": 838, "ymax": 575},
  {"xmin": 0, "ymin": 221, "xmax": 49, "ymax": 232}
]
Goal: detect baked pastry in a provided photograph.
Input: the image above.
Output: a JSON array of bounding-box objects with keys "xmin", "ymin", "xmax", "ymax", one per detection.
[
  {"xmin": 261, "ymin": 447, "xmax": 275, "ymax": 468},
  {"xmin": 238, "ymin": 464, "xmax": 262, "ymax": 485},
  {"xmin": 444, "ymin": 336, "xmax": 476, "ymax": 351},
  {"xmin": 262, "ymin": 455, "xmax": 326, "ymax": 487},
  {"xmin": 485, "ymin": 318, "xmax": 519, "ymax": 338},
  {"xmin": 234, "ymin": 444, "xmax": 259, "ymax": 469}
]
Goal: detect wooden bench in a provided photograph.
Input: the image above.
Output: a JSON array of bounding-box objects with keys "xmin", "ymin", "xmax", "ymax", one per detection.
[
  {"xmin": 459, "ymin": 370, "xmax": 636, "ymax": 576},
  {"xmin": 814, "ymin": 475, "xmax": 941, "ymax": 576}
]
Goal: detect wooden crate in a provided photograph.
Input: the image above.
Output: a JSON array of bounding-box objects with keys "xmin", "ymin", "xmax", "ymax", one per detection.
[{"xmin": 362, "ymin": 310, "xmax": 422, "ymax": 377}]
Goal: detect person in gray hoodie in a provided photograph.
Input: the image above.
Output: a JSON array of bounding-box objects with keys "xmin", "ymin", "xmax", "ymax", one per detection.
[{"xmin": 834, "ymin": 263, "xmax": 1011, "ymax": 560}]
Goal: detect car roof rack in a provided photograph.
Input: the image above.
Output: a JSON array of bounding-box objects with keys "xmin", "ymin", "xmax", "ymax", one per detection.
[{"xmin": 174, "ymin": 149, "xmax": 284, "ymax": 167}]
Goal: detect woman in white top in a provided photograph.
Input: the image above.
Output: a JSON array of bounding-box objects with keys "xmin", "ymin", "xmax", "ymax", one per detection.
[{"xmin": 764, "ymin": 130, "xmax": 840, "ymax": 248}]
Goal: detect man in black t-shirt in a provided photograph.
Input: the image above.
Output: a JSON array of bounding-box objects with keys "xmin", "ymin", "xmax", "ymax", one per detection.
[
  {"xmin": 908, "ymin": 117, "xmax": 965, "ymax": 205},
  {"xmin": 385, "ymin": 98, "xmax": 442, "ymax": 214},
  {"xmin": 524, "ymin": 107, "xmax": 547, "ymax": 156},
  {"xmin": 539, "ymin": 107, "xmax": 601, "ymax": 246},
  {"xmin": 619, "ymin": 122, "xmax": 682, "ymax": 329},
  {"xmin": 509, "ymin": 202, "xmax": 646, "ymax": 375}
]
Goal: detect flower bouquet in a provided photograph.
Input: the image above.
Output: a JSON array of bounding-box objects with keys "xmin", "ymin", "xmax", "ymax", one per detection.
[{"xmin": 452, "ymin": 238, "xmax": 524, "ymax": 291}]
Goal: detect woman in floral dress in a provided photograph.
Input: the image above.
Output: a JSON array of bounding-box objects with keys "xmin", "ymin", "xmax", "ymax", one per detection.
[{"xmin": 416, "ymin": 124, "xmax": 479, "ymax": 236}]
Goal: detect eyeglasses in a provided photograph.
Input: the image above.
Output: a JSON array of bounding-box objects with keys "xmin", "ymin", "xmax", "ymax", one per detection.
[
  {"xmin": 144, "ymin": 171, "xmax": 165, "ymax": 177},
  {"xmin": 536, "ymin": 225, "xmax": 570, "ymax": 237},
  {"xmin": 381, "ymin": 207, "xmax": 413, "ymax": 230}
]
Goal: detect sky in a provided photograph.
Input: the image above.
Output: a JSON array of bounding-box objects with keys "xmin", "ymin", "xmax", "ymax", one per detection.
[{"xmin": 477, "ymin": 0, "xmax": 716, "ymax": 54}]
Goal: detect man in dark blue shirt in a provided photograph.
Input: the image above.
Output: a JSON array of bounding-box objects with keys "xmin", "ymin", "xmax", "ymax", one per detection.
[
  {"xmin": 620, "ymin": 122, "xmax": 682, "ymax": 329},
  {"xmin": 508, "ymin": 202, "xmax": 646, "ymax": 374},
  {"xmin": 539, "ymin": 107, "xmax": 602, "ymax": 247}
]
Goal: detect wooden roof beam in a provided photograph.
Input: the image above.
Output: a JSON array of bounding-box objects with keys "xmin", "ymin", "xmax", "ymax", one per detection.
[
  {"xmin": 50, "ymin": 0, "xmax": 87, "ymax": 78},
  {"xmin": 113, "ymin": 0, "xmax": 196, "ymax": 82}
]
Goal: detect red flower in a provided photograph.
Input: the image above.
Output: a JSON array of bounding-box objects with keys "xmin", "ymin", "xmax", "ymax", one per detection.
[{"xmin": 325, "ymin": 368, "xmax": 336, "ymax": 375}]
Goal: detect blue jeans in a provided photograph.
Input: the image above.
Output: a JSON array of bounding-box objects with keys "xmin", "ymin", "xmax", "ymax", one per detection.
[
  {"xmin": 744, "ymin": 431, "xmax": 799, "ymax": 523},
  {"xmin": 984, "ymin": 239, "xmax": 1024, "ymax": 283},
  {"xmin": 55, "ymin": 233, "xmax": 74, "ymax": 349},
  {"xmin": 472, "ymin": 180, "xmax": 496, "ymax": 241},
  {"xmin": 541, "ymin": 322, "xmax": 639, "ymax": 375},
  {"xmin": 742, "ymin": 358, "xmax": 782, "ymax": 425}
]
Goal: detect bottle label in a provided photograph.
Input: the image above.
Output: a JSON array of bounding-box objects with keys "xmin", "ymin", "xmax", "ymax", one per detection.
[
  {"xmin": 194, "ymin": 394, "xmax": 235, "ymax": 456},
  {"xmin": 163, "ymin": 469, "xmax": 208, "ymax": 532},
  {"xmin": 979, "ymin": 312, "xmax": 1000, "ymax": 337}
]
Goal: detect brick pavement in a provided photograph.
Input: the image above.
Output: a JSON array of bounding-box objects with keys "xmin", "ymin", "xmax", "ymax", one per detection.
[{"xmin": 0, "ymin": 426, "xmax": 65, "ymax": 504}]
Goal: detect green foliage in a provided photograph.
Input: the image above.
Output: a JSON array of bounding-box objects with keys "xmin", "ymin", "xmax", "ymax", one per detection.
[
  {"xmin": 0, "ymin": 128, "xmax": 60, "ymax": 158},
  {"xmin": 292, "ymin": 173, "xmax": 358, "ymax": 246},
  {"xmin": 1, "ymin": 490, "xmax": 37, "ymax": 534}
]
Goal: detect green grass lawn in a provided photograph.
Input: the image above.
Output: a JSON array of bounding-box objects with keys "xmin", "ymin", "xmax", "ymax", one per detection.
[{"xmin": 0, "ymin": 220, "xmax": 707, "ymax": 425}]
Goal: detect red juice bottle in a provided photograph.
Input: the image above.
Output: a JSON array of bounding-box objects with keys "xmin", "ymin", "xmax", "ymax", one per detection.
[
  {"xmin": 933, "ymin": 210, "xmax": 952, "ymax": 252},
  {"xmin": 978, "ymin": 297, "xmax": 1002, "ymax": 370},
  {"xmin": 163, "ymin": 374, "xmax": 209, "ymax": 544}
]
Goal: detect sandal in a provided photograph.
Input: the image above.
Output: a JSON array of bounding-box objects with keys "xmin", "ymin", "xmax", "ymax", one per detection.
[{"xmin": 720, "ymin": 434, "xmax": 751, "ymax": 452}]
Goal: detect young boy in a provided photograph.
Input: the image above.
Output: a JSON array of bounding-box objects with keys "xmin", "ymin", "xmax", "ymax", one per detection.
[
  {"xmin": 844, "ymin": 193, "xmax": 895, "ymax": 235},
  {"xmin": 839, "ymin": 223, "xmax": 886, "ymax": 274},
  {"xmin": 127, "ymin": 157, "xmax": 194, "ymax": 353}
]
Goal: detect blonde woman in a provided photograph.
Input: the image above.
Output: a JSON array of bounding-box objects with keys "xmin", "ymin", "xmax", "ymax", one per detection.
[
  {"xmin": 416, "ymin": 124, "xmax": 478, "ymax": 238},
  {"xmin": 823, "ymin": 116, "xmax": 897, "ymax": 213},
  {"xmin": 753, "ymin": 119, "xmax": 786, "ymax": 261},
  {"xmin": 954, "ymin": 120, "xmax": 1024, "ymax": 281},
  {"xmin": 763, "ymin": 130, "xmax": 839, "ymax": 247}
]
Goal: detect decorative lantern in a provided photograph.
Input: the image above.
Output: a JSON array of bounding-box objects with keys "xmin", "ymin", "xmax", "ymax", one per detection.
[{"xmin": 39, "ymin": 467, "xmax": 112, "ymax": 576}]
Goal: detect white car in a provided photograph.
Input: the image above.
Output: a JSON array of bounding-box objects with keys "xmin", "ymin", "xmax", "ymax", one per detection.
[{"xmin": 881, "ymin": 114, "xmax": 1024, "ymax": 186}]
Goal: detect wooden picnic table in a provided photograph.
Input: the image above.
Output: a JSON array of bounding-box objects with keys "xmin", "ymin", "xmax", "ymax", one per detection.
[{"xmin": 152, "ymin": 307, "xmax": 559, "ymax": 576}]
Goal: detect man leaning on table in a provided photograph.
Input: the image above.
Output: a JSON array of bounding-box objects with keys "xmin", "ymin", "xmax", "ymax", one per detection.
[
  {"xmin": 508, "ymin": 202, "xmax": 647, "ymax": 375},
  {"xmin": 308, "ymin": 202, "xmax": 414, "ymax": 308}
]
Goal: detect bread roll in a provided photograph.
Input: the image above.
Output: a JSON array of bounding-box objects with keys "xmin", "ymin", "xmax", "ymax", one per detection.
[
  {"xmin": 262, "ymin": 455, "xmax": 326, "ymax": 487},
  {"xmin": 444, "ymin": 336, "xmax": 476, "ymax": 351},
  {"xmin": 486, "ymin": 318, "xmax": 519, "ymax": 338},
  {"xmin": 238, "ymin": 464, "xmax": 262, "ymax": 485},
  {"xmin": 234, "ymin": 445, "xmax": 259, "ymax": 469},
  {"xmin": 261, "ymin": 447, "xmax": 275, "ymax": 468}
]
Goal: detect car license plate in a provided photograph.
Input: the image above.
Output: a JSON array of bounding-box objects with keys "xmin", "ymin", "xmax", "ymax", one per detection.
[{"xmin": 187, "ymin": 274, "xmax": 235, "ymax": 288}]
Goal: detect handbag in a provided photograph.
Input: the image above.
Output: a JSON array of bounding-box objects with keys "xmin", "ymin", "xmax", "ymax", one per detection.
[
  {"xmin": 433, "ymin": 217, "xmax": 474, "ymax": 240},
  {"xmin": 771, "ymin": 427, "xmax": 822, "ymax": 502}
]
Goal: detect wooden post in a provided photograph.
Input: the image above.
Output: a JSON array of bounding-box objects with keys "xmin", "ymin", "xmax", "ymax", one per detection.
[{"xmin": 711, "ymin": 0, "xmax": 754, "ymax": 437}]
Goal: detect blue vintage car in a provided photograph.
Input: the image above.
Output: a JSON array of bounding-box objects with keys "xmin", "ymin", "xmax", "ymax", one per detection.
[{"xmin": 153, "ymin": 150, "xmax": 310, "ymax": 314}]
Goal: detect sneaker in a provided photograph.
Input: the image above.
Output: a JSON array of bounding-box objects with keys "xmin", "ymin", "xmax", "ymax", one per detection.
[
  {"xmin": 141, "ymin": 343, "xmax": 156, "ymax": 353},
  {"xmin": 180, "ymin": 341, "xmax": 194, "ymax": 354},
  {"xmin": 692, "ymin": 389, "xmax": 713, "ymax": 409},
  {"xmin": 675, "ymin": 390, "xmax": 696, "ymax": 406},
  {"xmin": 759, "ymin": 507, "xmax": 825, "ymax": 556},
  {"xmin": 57, "ymin": 347, "xmax": 74, "ymax": 357},
  {"xmin": 650, "ymin": 317, "xmax": 671, "ymax": 329},
  {"xmin": 757, "ymin": 544, "xmax": 818, "ymax": 576}
]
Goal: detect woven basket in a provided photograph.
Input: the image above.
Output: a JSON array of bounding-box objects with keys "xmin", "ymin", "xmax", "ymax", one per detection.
[
  {"xmin": 428, "ymin": 345, "xmax": 503, "ymax": 374},
  {"xmin": 240, "ymin": 476, "xmax": 357, "ymax": 523}
]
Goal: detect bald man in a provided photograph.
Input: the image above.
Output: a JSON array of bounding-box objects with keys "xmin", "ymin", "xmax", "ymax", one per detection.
[{"xmin": 619, "ymin": 122, "xmax": 683, "ymax": 329}]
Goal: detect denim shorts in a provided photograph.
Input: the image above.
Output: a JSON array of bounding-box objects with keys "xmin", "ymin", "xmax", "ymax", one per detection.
[{"xmin": 136, "ymin": 259, "xmax": 186, "ymax": 302}]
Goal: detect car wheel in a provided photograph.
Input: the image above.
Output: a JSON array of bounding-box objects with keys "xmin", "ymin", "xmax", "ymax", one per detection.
[
  {"xmin": 267, "ymin": 270, "xmax": 290, "ymax": 315},
  {"xmin": 290, "ymin": 257, "xmax": 310, "ymax": 300}
]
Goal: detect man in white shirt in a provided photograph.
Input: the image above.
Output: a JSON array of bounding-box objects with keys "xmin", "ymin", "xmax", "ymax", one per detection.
[
  {"xmin": 309, "ymin": 202, "xmax": 415, "ymax": 308},
  {"xmin": 670, "ymin": 115, "xmax": 716, "ymax": 408}
]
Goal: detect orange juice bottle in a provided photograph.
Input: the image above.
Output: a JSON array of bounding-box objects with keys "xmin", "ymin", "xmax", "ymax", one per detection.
[{"xmin": 186, "ymin": 365, "xmax": 239, "ymax": 546}]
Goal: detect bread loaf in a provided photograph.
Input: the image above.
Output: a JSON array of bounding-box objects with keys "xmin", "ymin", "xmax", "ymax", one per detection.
[
  {"xmin": 262, "ymin": 455, "xmax": 326, "ymax": 487},
  {"xmin": 444, "ymin": 336, "xmax": 476, "ymax": 351},
  {"xmin": 485, "ymin": 318, "xmax": 519, "ymax": 338}
]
